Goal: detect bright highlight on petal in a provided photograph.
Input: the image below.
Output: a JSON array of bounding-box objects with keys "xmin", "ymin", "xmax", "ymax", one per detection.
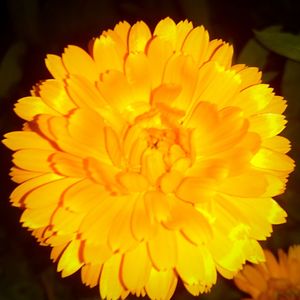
[{"xmin": 2, "ymin": 17, "xmax": 294, "ymax": 300}]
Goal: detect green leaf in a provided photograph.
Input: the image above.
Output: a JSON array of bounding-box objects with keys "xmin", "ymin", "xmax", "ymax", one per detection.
[
  {"xmin": 237, "ymin": 38, "xmax": 269, "ymax": 69},
  {"xmin": 282, "ymin": 59, "xmax": 300, "ymax": 117},
  {"xmin": 0, "ymin": 42, "xmax": 26, "ymax": 98},
  {"xmin": 254, "ymin": 27, "xmax": 300, "ymax": 62}
]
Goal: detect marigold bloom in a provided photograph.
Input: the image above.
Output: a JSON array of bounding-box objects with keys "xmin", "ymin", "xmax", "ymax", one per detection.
[
  {"xmin": 3, "ymin": 17, "xmax": 294, "ymax": 299},
  {"xmin": 234, "ymin": 245, "xmax": 300, "ymax": 300}
]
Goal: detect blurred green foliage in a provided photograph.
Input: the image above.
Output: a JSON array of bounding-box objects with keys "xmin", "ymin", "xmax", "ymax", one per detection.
[{"xmin": 0, "ymin": 0, "xmax": 299, "ymax": 299}]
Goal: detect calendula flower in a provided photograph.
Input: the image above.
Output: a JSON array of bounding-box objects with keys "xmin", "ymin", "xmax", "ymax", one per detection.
[
  {"xmin": 3, "ymin": 17, "xmax": 294, "ymax": 300},
  {"xmin": 234, "ymin": 245, "xmax": 300, "ymax": 300}
]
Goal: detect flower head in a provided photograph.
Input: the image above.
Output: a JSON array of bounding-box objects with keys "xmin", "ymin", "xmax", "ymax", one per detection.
[
  {"xmin": 234, "ymin": 245, "xmax": 300, "ymax": 300},
  {"xmin": 3, "ymin": 17, "xmax": 294, "ymax": 300}
]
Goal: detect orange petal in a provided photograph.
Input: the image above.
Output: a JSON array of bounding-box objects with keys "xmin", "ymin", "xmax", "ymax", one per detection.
[
  {"xmin": 81, "ymin": 264, "xmax": 102, "ymax": 288},
  {"xmin": 45, "ymin": 54, "xmax": 67, "ymax": 79},
  {"xmin": 62, "ymin": 45, "xmax": 99, "ymax": 82},
  {"xmin": 93, "ymin": 34, "xmax": 123, "ymax": 73}
]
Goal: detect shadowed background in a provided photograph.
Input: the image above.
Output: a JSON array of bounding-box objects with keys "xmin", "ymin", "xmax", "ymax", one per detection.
[{"xmin": 0, "ymin": 0, "xmax": 300, "ymax": 299}]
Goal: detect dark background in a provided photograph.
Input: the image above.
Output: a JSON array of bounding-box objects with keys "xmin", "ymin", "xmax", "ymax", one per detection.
[{"xmin": 0, "ymin": 0, "xmax": 300, "ymax": 299}]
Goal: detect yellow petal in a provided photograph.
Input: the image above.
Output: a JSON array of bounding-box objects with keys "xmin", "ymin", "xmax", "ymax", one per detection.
[
  {"xmin": 3, "ymin": 131, "xmax": 54, "ymax": 151},
  {"xmin": 24, "ymin": 177, "xmax": 79, "ymax": 208},
  {"xmin": 130, "ymin": 194, "xmax": 154, "ymax": 241},
  {"xmin": 121, "ymin": 243, "xmax": 151, "ymax": 291},
  {"xmin": 51, "ymin": 207, "xmax": 83, "ymax": 234},
  {"xmin": 249, "ymin": 113, "xmax": 286, "ymax": 139},
  {"xmin": 50, "ymin": 152, "xmax": 86, "ymax": 177},
  {"xmin": 145, "ymin": 268, "xmax": 177, "ymax": 300},
  {"xmin": 10, "ymin": 173, "xmax": 62, "ymax": 207},
  {"xmin": 232, "ymin": 84, "xmax": 273, "ymax": 116},
  {"xmin": 218, "ymin": 171, "xmax": 267, "ymax": 198},
  {"xmin": 234, "ymin": 66, "xmax": 261, "ymax": 89},
  {"xmin": 62, "ymin": 45, "xmax": 99, "ymax": 82},
  {"xmin": 147, "ymin": 226, "xmax": 177, "ymax": 271},
  {"xmin": 128, "ymin": 21, "xmax": 151, "ymax": 53},
  {"xmin": 39, "ymin": 79, "xmax": 76, "ymax": 114},
  {"xmin": 147, "ymin": 37, "xmax": 173, "ymax": 87},
  {"xmin": 14, "ymin": 96, "xmax": 59, "ymax": 121},
  {"xmin": 154, "ymin": 17, "xmax": 177, "ymax": 49},
  {"xmin": 45, "ymin": 54, "xmax": 67, "ymax": 79},
  {"xmin": 144, "ymin": 191, "xmax": 171, "ymax": 223},
  {"xmin": 251, "ymin": 148, "xmax": 295, "ymax": 172},
  {"xmin": 165, "ymin": 198, "xmax": 212, "ymax": 245},
  {"xmin": 141, "ymin": 149, "xmax": 166, "ymax": 185},
  {"xmin": 57, "ymin": 239, "xmax": 83, "ymax": 277},
  {"xmin": 192, "ymin": 62, "xmax": 241, "ymax": 109},
  {"xmin": 182, "ymin": 25, "xmax": 209, "ymax": 66},
  {"xmin": 261, "ymin": 95, "xmax": 287, "ymax": 114},
  {"xmin": 176, "ymin": 232, "xmax": 216, "ymax": 286},
  {"xmin": 93, "ymin": 34, "xmax": 123, "ymax": 73},
  {"xmin": 125, "ymin": 52, "xmax": 151, "ymax": 102},
  {"xmin": 99, "ymin": 254, "xmax": 125, "ymax": 300},
  {"xmin": 20, "ymin": 204, "xmax": 57, "ymax": 228},
  {"xmin": 9, "ymin": 167, "xmax": 43, "ymax": 183},
  {"xmin": 210, "ymin": 43, "xmax": 233, "ymax": 69},
  {"xmin": 262, "ymin": 136, "xmax": 291, "ymax": 154},
  {"xmin": 50, "ymin": 243, "xmax": 68, "ymax": 262},
  {"xmin": 63, "ymin": 179, "xmax": 107, "ymax": 213},
  {"xmin": 113, "ymin": 21, "xmax": 131, "ymax": 46},
  {"xmin": 163, "ymin": 54, "xmax": 198, "ymax": 110},
  {"xmin": 82, "ymin": 242, "xmax": 112, "ymax": 265},
  {"xmin": 104, "ymin": 126, "xmax": 123, "ymax": 167},
  {"xmin": 108, "ymin": 196, "xmax": 137, "ymax": 253},
  {"xmin": 79, "ymin": 195, "xmax": 119, "ymax": 245},
  {"xmin": 176, "ymin": 20, "xmax": 193, "ymax": 51},
  {"xmin": 81, "ymin": 264, "xmax": 102, "ymax": 288},
  {"xmin": 176, "ymin": 177, "xmax": 216, "ymax": 204},
  {"xmin": 13, "ymin": 149, "xmax": 54, "ymax": 173}
]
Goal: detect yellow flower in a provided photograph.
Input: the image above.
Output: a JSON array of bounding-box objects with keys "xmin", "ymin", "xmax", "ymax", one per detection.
[
  {"xmin": 234, "ymin": 245, "xmax": 300, "ymax": 300},
  {"xmin": 2, "ymin": 17, "xmax": 295, "ymax": 300}
]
